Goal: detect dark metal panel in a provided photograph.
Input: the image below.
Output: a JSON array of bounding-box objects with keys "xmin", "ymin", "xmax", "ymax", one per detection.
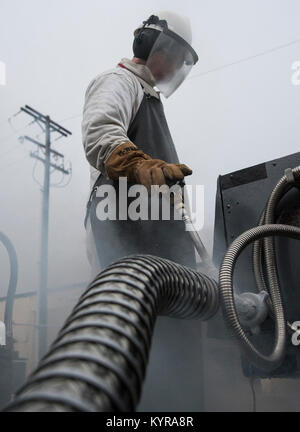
[
  {"xmin": 212, "ymin": 152, "xmax": 300, "ymax": 376},
  {"xmin": 220, "ymin": 163, "xmax": 267, "ymax": 191},
  {"xmin": 214, "ymin": 151, "xmax": 300, "ymax": 296}
]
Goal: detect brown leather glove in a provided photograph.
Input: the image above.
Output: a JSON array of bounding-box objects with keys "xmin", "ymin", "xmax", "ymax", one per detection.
[{"xmin": 105, "ymin": 142, "xmax": 192, "ymax": 190}]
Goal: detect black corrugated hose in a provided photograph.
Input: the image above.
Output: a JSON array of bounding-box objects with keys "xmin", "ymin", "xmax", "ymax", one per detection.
[
  {"xmin": 220, "ymin": 166, "xmax": 300, "ymax": 372},
  {"xmin": 3, "ymin": 255, "xmax": 218, "ymax": 412}
]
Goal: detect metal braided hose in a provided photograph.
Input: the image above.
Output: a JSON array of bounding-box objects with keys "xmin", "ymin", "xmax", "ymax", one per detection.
[
  {"xmin": 252, "ymin": 167, "xmax": 300, "ymax": 296},
  {"xmin": 251, "ymin": 166, "xmax": 300, "ymax": 348},
  {"xmin": 4, "ymin": 255, "xmax": 219, "ymax": 412},
  {"xmin": 220, "ymin": 224, "xmax": 300, "ymax": 372}
]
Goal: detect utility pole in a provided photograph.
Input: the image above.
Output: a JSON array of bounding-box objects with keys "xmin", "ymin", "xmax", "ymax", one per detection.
[{"xmin": 20, "ymin": 105, "xmax": 72, "ymax": 359}]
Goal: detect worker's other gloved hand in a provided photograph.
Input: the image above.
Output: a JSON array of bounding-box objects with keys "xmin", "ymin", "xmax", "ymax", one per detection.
[{"xmin": 105, "ymin": 142, "xmax": 192, "ymax": 190}]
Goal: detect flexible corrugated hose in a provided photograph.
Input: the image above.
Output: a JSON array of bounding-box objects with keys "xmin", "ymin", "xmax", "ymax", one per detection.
[
  {"xmin": 3, "ymin": 255, "xmax": 218, "ymax": 412},
  {"xmin": 220, "ymin": 166, "xmax": 300, "ymax": 371}
]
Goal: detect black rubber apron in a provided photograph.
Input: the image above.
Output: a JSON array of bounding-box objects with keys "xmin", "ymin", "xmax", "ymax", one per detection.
[
  {"xmin": 88, "ymin": 92, "xmax": 196, "ymax": 270},
  {"xmin": 87, "ymin": 92, "xmax": 204, "ymax": 411}
]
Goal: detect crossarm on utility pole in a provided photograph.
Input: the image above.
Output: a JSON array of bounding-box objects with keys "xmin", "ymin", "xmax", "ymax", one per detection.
[{"xmin": 19, "ymin": 105, "xmax": 72, "ymax": 360}]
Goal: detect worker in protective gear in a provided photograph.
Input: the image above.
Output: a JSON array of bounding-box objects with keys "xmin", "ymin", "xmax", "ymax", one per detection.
[
  {"xmin": 83, "ymin": 11, "xmax": 199, "ymax": 274},
  {"xmin": 82, "ymin": 11, "xmax": 204, "ymax": 411}
]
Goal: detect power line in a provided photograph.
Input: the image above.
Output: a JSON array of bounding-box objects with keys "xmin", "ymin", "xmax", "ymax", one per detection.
[
  {"xmin": 0, "ymin": 121, "xmax": 34, "ymax": 146},
  {"xmin": 0, "ymin": 112, "xmax": 80, "ymax": 147},
  {"xmin": 0, "ymin": 110, "xmax": 78, "ymax": 171},
  {"xmin": 51, "ymin": 162, "xmax": 73, "ymax": 188},
  {"xmin": 0, "ymin": 111, "xmax": 21, "ymax": 131},
  {"xmin": 0, "ymin": 129, "xmax": 73, "ymax": 176},
  {"xmin": 31, "ymin": 152, "xmax": 43, "ymax": 189},
  {"xmin": 189, "ymin": 37, "xmax": 300, "ymax": 80},
  {"xmin": 50, "ymin": 170, "xmax": 65, "ymax": 187},
  {"xmin": 58, "ymin": 114, "xmax": 81, "ymax": 123}
]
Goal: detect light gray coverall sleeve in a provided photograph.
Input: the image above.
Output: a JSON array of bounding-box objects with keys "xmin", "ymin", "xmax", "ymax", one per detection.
[{"xmin": 82, "ymin": 69, "xmax": 144, "ymax": 178}]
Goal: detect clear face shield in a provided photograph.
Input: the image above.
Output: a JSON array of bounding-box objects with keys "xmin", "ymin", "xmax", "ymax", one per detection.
[{"xmin": 146, "ymin": 28, "xmax": 198, "ymax": 98}]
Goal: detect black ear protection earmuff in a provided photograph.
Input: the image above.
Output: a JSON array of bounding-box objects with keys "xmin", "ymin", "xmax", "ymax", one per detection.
[
  {"xmin": 132, "ymin": 15, "xmax": 168, "ymax": 61},
  {"xmin": 133, "ymin": 28, "xmax": 159, "ymax": 61}
]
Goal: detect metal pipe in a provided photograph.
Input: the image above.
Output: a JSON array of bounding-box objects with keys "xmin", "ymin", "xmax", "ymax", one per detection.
[{"xmin": 0, "ymin": 232, "xmax": 18, "ymax": 338}]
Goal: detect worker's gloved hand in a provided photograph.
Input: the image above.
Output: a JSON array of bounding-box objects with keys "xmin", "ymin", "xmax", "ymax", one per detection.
[{"xmin": 105, "ymin": 142, "xmax": 192, "ymax": 190}]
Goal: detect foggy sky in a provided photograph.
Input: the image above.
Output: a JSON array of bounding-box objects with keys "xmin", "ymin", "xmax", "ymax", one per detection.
[{"xmin": 0, "ymin": 0, "xmax": 300, "ymax": 299}]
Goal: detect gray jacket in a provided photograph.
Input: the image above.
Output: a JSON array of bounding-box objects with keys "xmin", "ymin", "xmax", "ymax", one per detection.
[{"xmin": 82, "ymin": 58, "xmax": 159, "ymax": 190}]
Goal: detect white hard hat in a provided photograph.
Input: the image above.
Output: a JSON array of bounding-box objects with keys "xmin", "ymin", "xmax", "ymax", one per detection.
[
  {"xmin": 135, "ymin": 12, "xmax": 198, "ymax": 98},
  {"xmin": 135, "ymin": 11, "xmax": 193, "ymax": 46}
]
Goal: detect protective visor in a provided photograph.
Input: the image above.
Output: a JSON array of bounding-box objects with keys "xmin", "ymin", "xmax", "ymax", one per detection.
[{"xmin": 146, "ymin": 28, "xmax": 198, "ymax": 98}]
